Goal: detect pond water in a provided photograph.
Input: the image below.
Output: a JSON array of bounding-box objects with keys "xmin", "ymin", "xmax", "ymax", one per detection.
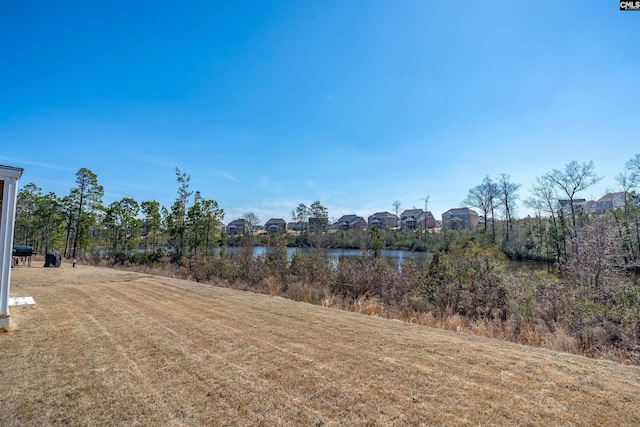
[
  {"xmin": 214, "ymin": 246, "xmax": 432, "ymax": 267},
  {"xmin": 124, "ymin": 246, "xmax": 551, "ymax": 272},
  {"xmin": 214, "ymin": 246, "xmax": 551, "ymax": 272}
]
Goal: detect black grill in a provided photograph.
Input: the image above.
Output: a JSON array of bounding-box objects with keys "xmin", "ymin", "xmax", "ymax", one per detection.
[{"xmin": 12, "ymin": 246, "xmax": 35, "ymax": 257}]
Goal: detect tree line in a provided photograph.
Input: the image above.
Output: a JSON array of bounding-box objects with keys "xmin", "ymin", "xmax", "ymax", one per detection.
[
  {"xmin": 11, "ymin": 155, "xmax": 640, "ymax": 362},
  {"xmin": 13, "ymin": 155, "xmax": 640, "ymax": 267},
  {"xmin": 15, "ymin": 168, "xmax": 222, "ymax": 262},
  {"xmin": 460, "ymin": 156, "xmax": 640, "ymax": 271}
]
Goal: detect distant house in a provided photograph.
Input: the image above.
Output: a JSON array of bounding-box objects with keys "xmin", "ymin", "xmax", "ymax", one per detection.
[
  {"xmin": 400, "ymin": 209, "xmax": 422, "ymax": 231},
  {"xmin": 558, "ymin": 199, "xmax": 597, "ymax": 215},
  {"xmin": 422, "ymin": 211, "xmax": 436, "ymax": 229},
  {"xmin": 442, "ymin": 207, "xmax": 479, "ymax": 230},
  {"xmin": 596, "ymin": 192, "xmax": 626, "ymax": 212},
  {"xmin": 334, "ymin": 214, "xmax": 367, "ymax": 231},
  {"xmin": 287, "ymin": 221, "xmax": 308, "ymax": 232},
  {"xmin": 558, "ymin": 199, "xmax": 580, "ymax": 213},
  {"xmin": 367, "ymin": 211, "xmax": 399, "ymax": 230},
  {"xmin": 226, "ymin": 218, "xmax": 250, "ymax": 236},
  {"xmin": 400, "ymin": 209, "xmax": 436, "ymax": 231},
  {"xmin": 265, "ymin": 218, "xmax": 287, "ymax": 234}
]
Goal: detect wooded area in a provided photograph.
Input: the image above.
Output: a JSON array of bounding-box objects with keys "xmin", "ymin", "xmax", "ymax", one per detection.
[{"xmin": 12, "ymin": 155, "xmax": 640, "ymax": 362}]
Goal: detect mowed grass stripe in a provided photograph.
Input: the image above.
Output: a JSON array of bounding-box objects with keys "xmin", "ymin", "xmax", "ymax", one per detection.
[
  {"xmin": 76, "ymin": 280, "xmax": 328, "ymax": 424},
  {"xmin": 18, "ymin": 285, "xmax": 183, "ymax": 425},
  {"xmin": 98, "ymin": 279, "xmax": 397, "ymax": 424}
]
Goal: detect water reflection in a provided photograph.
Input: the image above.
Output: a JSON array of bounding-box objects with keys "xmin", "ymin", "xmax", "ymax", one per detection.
[
  {"xmin": 213, "ymin": 246, "xmax": 432, "ymax": 268},
  {"xmin": 239, "ymin": 247, "xmax": 553, "ymax": 272},
  {"xmin": 133, "ymin": 245, "xmax": 551, "ymax": 272}
]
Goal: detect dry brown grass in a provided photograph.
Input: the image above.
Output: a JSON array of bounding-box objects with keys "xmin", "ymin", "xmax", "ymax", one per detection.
[{"xmin": 2, "ymin": 263, "xmax": 640, "ymax": 426}]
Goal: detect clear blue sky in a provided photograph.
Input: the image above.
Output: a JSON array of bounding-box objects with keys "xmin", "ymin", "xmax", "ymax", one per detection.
[{"xmin": 1, "ymin": 0, "xmax": 639, "ymax": 224}]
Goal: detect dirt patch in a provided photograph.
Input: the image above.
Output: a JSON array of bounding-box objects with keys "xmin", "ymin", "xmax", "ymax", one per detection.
[{"xmin": 2, "ymin": 263, "xmax": 639, "ymax": 425}]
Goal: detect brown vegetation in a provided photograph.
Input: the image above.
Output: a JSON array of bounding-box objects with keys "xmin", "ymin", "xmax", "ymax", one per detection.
[
  {"xmin": 112, "ymin": 241, "xmax": 639, "ymax": 364},
  {"xmin": 2, "ymin": 263, "xmax": 640, "ymax": 426}
]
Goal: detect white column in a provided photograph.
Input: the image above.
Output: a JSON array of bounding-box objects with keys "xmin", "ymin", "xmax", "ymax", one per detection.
[{"xmin": 1, "ymin": 169, "xmax": 22, "ymax": 326}]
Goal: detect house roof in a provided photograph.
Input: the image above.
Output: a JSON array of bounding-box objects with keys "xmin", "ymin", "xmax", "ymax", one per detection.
[
  {"xmin": 334, "ymin": 215, "xmax": 366, "ymax": 229},
  {"xmin": 336, "ymin": 214, "xmax": 359, "ymax": 224},
  {"xmin": 0, "ymin": 165, "xmax": 24, "ymax": 197},
  {"xmin": 227, "ymin": 218, "xmax": 249, "ymax": 227},
  {"xmin": 265, "ymin": 218, "xmax": 286, "ymax": 224},
  {"xmin": 368, "ymin": 212, "xmax": 398, "ymax": 224},
  {"xmin": 370, "ymin": 211, "xmax": 397, "ymax": 218},
  {"xmin": 443, "ymin": 207, "xmax": 478, "ymax": 216},
  {"xmin": 597, "ymin": 192, "xmax": 625, "ymax": 202},
  {"xmin": 400, "ymin": 209, "xmax": 423, "ymax": 217},
  {"xmin": 0, "ymin": 165, "xmax": 24, "ymax": 179}
]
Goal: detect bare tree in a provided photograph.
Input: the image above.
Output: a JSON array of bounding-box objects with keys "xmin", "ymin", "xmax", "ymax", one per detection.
[
  {"xmin": 615, "ymin": 170, "xmax": 635, "ymax": 200},
  {"xmin": 294, "ymin": 203, "xmax": 309, "ymax": 234},
  {"xmin": 610, "ymin": 172, "xmax": 637, "ymax": 263},
  {"xmin": 496, "ymin": 174, "xmax": 520, "ymax": 242},
  {"xmin": 421, "ymin": 195, "xmax": 430, "ymax": 243},
  {"xmin": 625, "ymin": 153, "xmax": 640, "ymax": 189},
  {"xmin": 544, "ymin": 160, "xmax": 602, "ymax": 236},
  {"xmin": 392, "ymin": 200, "xmax": 401, "ymax": 218},
  {"xmin": 464, "ymin": 176, "xmax": 499, "ymax": 241},
  {"xmin": 527, "ymin": 176, "xmax": 563, "ymax": 261},
  {"xmin": 243, "ymin": 212, "xmax": 261, "ymax": 233},
  {"xmin": 619, "ymin": 155, "xmax": 640, "ymax": 260}
]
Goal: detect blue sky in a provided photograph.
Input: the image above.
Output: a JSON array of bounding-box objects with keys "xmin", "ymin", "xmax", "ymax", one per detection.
[{"xmin": 1, "ymin": 1, "xmax": 639, "ymax": 224}]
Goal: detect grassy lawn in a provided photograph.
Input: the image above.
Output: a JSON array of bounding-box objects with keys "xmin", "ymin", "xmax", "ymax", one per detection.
[{"xmin": 2, "ymin": 263, "xmax": 639, "ymax": 426}]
